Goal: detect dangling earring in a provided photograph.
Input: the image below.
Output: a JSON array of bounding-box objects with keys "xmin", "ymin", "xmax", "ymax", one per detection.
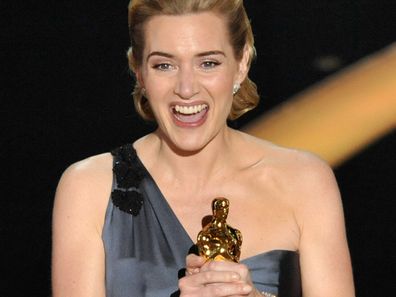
[
  {"xmin": 141, "ymin": 87, "xmax": 146, "ymax": 97},
  {"xmin": 232, "ymin": 83, "xmax": 240, "ymax": 95}
]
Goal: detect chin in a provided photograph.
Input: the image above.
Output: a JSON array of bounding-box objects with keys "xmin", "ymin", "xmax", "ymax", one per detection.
[
  {"xmin": 157, "ymin": 118, "xmax": 226, "ymax": 155},
  {"xmin": 167, "ymin": 137, "xmax": 208, "ymax": 155}
]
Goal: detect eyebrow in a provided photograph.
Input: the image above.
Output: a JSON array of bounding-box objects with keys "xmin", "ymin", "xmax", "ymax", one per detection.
[
  {"xmin": 196, "ymin": 50, "xmax": 226, "ymax": 57},
  {"xmin": 146, "ymin": 50, "xmax": 226, "ymax": 61},
  {"xmin": 146, "ymin": 51, "xmax": 174, "ymax": 61}
]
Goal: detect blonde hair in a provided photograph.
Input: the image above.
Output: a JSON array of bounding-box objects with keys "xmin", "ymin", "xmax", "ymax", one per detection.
[{"xmin": 127, "ymin": 0, "xmax": 259, "ymax": 120}]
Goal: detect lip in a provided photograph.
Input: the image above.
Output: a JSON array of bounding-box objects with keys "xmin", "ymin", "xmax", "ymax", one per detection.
[
  {"xmin": 170, "ymin": 101, "xmax": 209, "ymax": 107},
  {"xmin": 170, "ymin": 102, "xmax": 209, "ymax": 128}
]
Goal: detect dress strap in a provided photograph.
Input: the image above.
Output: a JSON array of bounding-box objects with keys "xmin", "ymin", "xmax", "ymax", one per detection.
[{"xmin": 110, "ymin": 144, "xmax": 145, "ymax": 216}]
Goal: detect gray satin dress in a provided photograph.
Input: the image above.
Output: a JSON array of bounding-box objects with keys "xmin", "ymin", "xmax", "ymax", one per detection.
[{"xmin": 102, "ymin": 144, "xmax": 302, "ymax": 297}]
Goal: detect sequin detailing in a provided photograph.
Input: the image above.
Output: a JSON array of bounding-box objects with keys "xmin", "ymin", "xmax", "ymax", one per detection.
[{"xmin": 110, "ymin": 144, "xmax": 145, "ymax": 216}]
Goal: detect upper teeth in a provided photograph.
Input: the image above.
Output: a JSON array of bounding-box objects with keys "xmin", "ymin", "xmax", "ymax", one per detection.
[{"xmin": 174, "ymin": 104, "xmax": 208, "ymax": 115}]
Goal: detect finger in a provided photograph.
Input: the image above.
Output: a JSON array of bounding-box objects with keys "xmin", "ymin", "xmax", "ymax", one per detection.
[
  {"xmin": 180, "ymin": 270, "xmax": 241, "ymax": 287},
  {"xmin": 186, "ymin": 254, "xmax": 206, "ymax": 266},
  {"xmin": 179, "ymin": 276, "xmax": 252, "ymax": 296},
  {"xmin": 200, "ymin": 261, "xmax": 254, "ymax": 288},
  {"xmin": 201, "ymin": 260, "xmax": 249, "ymax": 276},
  {"xmin": 205, "ymin": 282, "xmax": 252, "ymax": 296},
  {"xmin": 185, "ymin": 254, "xmax": 206, "ymax": 275}
]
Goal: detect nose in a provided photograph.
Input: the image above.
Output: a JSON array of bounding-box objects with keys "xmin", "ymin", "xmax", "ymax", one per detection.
[{"xmin": 174, "ymin": 66, "xmax": 199, "ymax": 99}]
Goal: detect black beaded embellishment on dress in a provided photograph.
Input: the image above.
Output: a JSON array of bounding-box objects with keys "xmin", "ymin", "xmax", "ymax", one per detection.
[{"xmin": 111, "ymin": 143, "xmax": 145, "ymax": 216}]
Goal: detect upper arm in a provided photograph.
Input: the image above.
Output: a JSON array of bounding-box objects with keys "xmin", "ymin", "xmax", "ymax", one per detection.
[
  {"xmin": 52, "ymin": 157, "xmax": 111, "ymax": 297},
  {"xmin": 294, "ymin": 156, "xmax": 355, "ymax": 297}
]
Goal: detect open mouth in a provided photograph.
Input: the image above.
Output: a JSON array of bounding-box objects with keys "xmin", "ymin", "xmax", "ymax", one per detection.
[{"xmin": 171, "ymin": 104, "xmax": 209, "ymax": 125}]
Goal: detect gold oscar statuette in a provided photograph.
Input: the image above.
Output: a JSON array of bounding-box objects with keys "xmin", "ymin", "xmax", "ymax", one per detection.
[{"xmin": 196, "ymin": 198, "xmax": 242, "ymax": 262}]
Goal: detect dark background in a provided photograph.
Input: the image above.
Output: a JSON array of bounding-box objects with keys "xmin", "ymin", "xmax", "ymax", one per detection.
[{"xmin": 3, "ymin": 1, "xmax": 395, "ymax": 296}]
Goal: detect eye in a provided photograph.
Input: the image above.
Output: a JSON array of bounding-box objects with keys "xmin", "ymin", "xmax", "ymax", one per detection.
[
  {"xmin": 201, "ymin": 60, "xmax": 220, "ymax": 69},
  {"xmin": 152, "ymin": 63, "xmax": 174, "ymax": 71}
]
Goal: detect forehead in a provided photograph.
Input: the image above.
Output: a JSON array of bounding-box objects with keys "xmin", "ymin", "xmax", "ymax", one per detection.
[{"xmin": 143, "ymin": 12, "xmax": 232, "ymax": 56}]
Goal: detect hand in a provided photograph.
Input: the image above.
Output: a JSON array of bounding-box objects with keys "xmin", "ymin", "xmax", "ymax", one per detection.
[{"xmin": 179, "ymin": 254, "xmax": 262, "ymax": 297}]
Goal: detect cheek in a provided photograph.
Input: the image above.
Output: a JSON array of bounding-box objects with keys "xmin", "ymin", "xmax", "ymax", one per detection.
[
  {"xmin": 144, "ymin": 81, "xmax": 170, "ymax": 109},
  {"xmin": 204, "ymin": 75, "xmax": 233, "ymax": 97},
  {"xmin": 141, "ymin": 67, "xmax": 170, "ymax": 99},
  {"xmin": 204, "ymin": 76, "xmax": 234, "ymax": 114},
  {"xmin": 210, "ymin": 72, "xmax": 233, "ymax": 87}
]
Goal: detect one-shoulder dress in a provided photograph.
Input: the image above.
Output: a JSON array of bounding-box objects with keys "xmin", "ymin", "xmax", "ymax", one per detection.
[{"xmin": 102, "ymin": 144, "xmax": 302, "ymax": 297}]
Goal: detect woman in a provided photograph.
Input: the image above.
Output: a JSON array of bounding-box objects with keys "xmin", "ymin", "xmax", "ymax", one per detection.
[{"xmin": 52, "ymin": 0, "xmax": 355, "ymax": 296}]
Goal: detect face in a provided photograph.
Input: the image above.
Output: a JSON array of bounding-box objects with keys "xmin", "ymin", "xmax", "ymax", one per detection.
[{"xmin": 138, "ymin": 12, "xmax": 249, "ymax": 152}]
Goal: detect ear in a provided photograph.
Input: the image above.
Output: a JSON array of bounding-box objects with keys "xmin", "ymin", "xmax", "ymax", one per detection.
[
  {"xmin": 134, "ymin": 68, "xmax": 145, "ymax": 88},
  {"xmin": 235, "ymin": 44, "xmax": 251, "ymax": 84}
]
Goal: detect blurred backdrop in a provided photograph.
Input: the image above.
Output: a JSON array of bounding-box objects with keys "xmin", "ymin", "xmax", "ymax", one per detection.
[{"xmin": 2, "ymin": 1, "xmax": 395, "ymax": 296}]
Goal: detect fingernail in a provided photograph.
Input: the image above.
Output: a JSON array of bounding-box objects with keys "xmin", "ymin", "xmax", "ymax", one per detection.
[
  {"xmin": 242, "ymin": 285, "xmax": 252, "ymax": 293},
  {"xmin": 231, "ymin": 273, "xmax": 240, "ymax": 280}
]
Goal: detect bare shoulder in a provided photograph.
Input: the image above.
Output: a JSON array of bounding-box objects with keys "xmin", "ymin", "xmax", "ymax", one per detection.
[
  {"xmin": 237, "ymin": 134, "xmax": 354, "ymax": 294},
  {"xmin": 238, "ymin": 132, "xmax": 340, "ymax": 206},
  {"xmin": 52, "ymin": 153, "xmax": 113, "ymax": 296},
  {"xmin": 54, "ymin": 152, "xmax": 114, "ymax": 230},
  {"xmin": 269, "ymin": 144, "xmax": 337, "ymax": 195},
  {"xmin": 58, "ymin": 152, "xmax": 113, "ymax": 187}
]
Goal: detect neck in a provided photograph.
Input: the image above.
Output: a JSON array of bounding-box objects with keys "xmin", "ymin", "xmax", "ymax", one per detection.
[{"xmin": 149, "ymin": 127, "xmax": 237, "ymax": 189}]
